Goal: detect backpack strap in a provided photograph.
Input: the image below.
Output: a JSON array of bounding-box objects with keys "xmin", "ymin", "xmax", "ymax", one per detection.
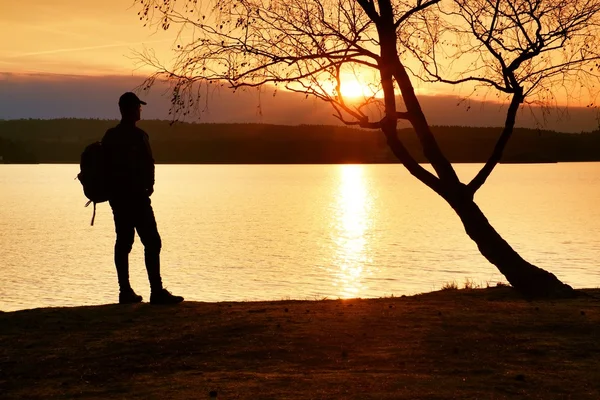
[
  {"xmin": 91, "ymin": 202, "xmax": 97, "ymax": 226},
  {"xmin": 84, "ymin": 200, "xmax": 97, "ymax": 226}
]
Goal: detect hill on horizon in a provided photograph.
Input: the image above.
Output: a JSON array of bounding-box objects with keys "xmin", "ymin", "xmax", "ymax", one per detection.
[
  {"xmin": 2, "ymin": 73, "xmax": 600, "ymax": 133},
  {"xmin": 1, "ymin": 119, "xmax": 599, "ymax": 164}
]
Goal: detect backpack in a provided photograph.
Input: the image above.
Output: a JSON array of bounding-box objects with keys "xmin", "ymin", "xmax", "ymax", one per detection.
[{"xmin": 77, "ymin": 141, "xmax": 110, "ymax": 226}]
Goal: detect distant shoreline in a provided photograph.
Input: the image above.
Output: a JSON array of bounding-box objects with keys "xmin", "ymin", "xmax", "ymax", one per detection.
[{"xmin": 1, "ymin": 119, "xmax": 600, "ymax": 164}]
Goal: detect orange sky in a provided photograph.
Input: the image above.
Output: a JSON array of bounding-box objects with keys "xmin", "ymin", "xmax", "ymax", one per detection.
[
  {"xmin": 1, "ymin": 0, "xmax": 449, "ymax": 100},
  {"xmin": 1, "ymin": 0, "xmax": 596, "ymax": 110},
  {"xmin": 0, "ymin": 0, "xmax": 176, "ymax": 75}
]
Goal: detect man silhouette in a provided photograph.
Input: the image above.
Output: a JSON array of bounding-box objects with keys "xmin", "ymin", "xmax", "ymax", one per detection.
[{"xmin": 102, "ymin": 92, "xmax": 183, "ymax": 305}]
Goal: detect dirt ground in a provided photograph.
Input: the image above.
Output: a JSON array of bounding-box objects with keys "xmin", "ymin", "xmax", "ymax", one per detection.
[{"xmin": 1, "ymin": 287, "xmax": 599, "ymax": 399}]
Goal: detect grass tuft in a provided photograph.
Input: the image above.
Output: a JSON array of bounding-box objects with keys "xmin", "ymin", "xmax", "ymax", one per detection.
[{"xmin": 441, "ymin": 280, "xmax": 459, "ymax": 290}]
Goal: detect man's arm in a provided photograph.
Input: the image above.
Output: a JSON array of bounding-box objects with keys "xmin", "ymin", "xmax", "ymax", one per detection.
[{"xmin": 141, "ymin": 130, "xmax": 156, "ymax": 195}]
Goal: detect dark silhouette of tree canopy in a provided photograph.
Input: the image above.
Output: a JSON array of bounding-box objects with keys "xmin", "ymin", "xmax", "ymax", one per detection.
[{"xmin": 134, "ymin": 0, "xmax": 600, "ymax": 296}]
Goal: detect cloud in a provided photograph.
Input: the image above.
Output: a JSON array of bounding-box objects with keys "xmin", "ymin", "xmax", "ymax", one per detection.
[
  {"xmin": 0, "ymin": 72, "xmax": 598, "ymax": 132},
  {"xmin": 7, "ymin": 39, "xmax": 176, "ymax": 59}
]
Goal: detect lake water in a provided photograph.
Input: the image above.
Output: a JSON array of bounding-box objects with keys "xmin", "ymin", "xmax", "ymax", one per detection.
[{"xmin": 1, "ymin": 163, "xmax": 599, "ymax": 311}]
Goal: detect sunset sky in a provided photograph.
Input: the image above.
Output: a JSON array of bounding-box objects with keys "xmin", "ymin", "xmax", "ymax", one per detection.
[
  {"xmin": 1, "ymin": 0, "xmax": 176, "ymax": 75},
  {"xmin": 1, "ymin": 0, "xmax": 599, "ymax": 131}
]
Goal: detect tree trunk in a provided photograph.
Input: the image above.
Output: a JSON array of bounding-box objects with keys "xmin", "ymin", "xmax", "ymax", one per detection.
[
  {"xmin": 446, "ymin": 189, "xmax": 575, "ymax": 298},
  {"xmin": 371, "ymin": 0, "xmax": 574, "ymax": 298}
]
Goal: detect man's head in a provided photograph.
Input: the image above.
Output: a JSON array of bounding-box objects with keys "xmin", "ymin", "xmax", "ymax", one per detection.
[{"xmin": 118, "ymin": 92, "xmax": 147, "ymax": 122}]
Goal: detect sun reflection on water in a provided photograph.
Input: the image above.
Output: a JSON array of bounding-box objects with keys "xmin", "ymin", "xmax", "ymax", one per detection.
[{"xmin": 331, "ymin": 165, "xmax": 373, "ymax": 298}]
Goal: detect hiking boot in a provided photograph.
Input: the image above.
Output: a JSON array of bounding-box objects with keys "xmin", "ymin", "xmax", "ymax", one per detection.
[
  {"xmin": 150, "ymin": 288, "xmax": 184, "ymax": 305},
  {"xmin": 119, "ymin": 289, "xmax": 143, "ymax": 304}
]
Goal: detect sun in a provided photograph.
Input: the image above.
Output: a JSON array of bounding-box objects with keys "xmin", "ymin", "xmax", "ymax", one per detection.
[{"xmin": 340, "ymin": 80, "xmax": 368, "ymax": 98}]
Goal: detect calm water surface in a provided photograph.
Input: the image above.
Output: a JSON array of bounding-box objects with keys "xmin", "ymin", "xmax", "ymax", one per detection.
[{"xmin": 1, "ymin": 163, "xmax": 599, "ymax": 311}]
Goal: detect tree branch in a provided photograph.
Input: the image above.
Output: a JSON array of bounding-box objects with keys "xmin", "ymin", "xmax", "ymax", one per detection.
[
  {"xmin": 356, "ymin": 0, "xmax": 380, "ymax": 23},
  {"xmin": 394, "ymin": 0, "xmax": 441, "ymax": 28},
  {"xmin": 333, "ymin": 114, "xmax": 384, "ymax": 129},
  {"xmin": 384, "ymin": 127, "xmax": 444, "ymax": 194},
  {"xmin": 391, "ymin": 58, "xmax": 460, "ymax": 183},
  {"xmin": 396, "ymin": 111, "xmax": 411, "ymax": 120},
  {"xmin": 468, "ymin": 91, "xmax": 524, "ymax": 193}
]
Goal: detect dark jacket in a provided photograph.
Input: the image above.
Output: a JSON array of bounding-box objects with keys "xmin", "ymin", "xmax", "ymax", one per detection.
[{"xmin": 101, "ymin": 122, "xmax": 155, "ymax": 199}]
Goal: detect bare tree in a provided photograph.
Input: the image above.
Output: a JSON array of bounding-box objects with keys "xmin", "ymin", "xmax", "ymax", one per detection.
[{"xmin": 134, "ymin": 0, "xmax": 600, "ymax": 297}]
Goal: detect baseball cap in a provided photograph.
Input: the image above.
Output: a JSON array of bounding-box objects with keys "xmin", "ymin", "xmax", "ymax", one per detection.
[{"xmin": 118, "ymin": 92, "xmax": 147, "ymax": 108}]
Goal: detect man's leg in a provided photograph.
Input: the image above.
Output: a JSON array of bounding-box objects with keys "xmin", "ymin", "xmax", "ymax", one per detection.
[
  {"xmin": 135, "ymin": 198, "xmax": 163, "ymax": 293},
  {"xmin": 136, "ymin": 198, "xmax": 183, "ymax": 304},
  {"xmin": 110, "ymin": 200, "xmax": 138, "ymax": 299}
]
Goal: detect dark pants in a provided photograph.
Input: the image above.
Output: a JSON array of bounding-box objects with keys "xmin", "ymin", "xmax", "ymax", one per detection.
[{"xmin": 110, "ymin": 196, "xmax": 163, "ymax": 293}]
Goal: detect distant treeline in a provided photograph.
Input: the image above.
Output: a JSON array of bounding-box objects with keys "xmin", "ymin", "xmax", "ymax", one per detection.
[{"xmin": 1, "ymin": 119, "xmax": 600, "ymax": 164}]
